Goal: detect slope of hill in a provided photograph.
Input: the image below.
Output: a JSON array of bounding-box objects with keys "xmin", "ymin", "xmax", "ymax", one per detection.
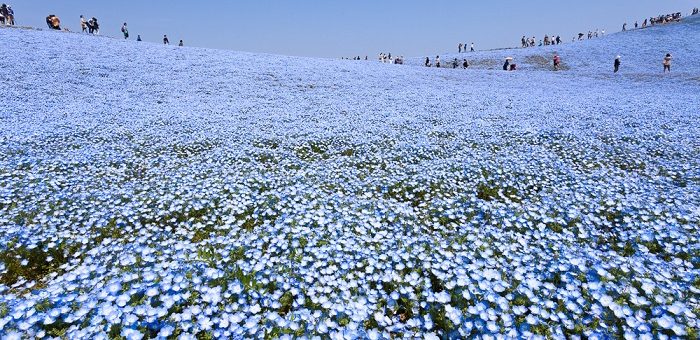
[
  {"xmin": 412, "ymin": 14, "xmax": 700, "ymax": 74},
  {"xmin": 0, "ymin": 18, "xmax": 699, "ymax": 339}
]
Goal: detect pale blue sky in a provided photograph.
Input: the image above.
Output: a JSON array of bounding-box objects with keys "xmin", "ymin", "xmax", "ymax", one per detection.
[{"xmin": 7, "ymin": 0, "xmax": 698, "ymax": 57}]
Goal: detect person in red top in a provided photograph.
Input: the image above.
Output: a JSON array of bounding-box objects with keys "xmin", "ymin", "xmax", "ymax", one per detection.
[{"xmin": 553, "ymin": 54, "xmax": 561, "ymax": 71}]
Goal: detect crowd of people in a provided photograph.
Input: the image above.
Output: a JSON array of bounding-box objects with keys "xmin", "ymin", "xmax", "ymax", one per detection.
[
  {"xmin": 377, "ymin": 53, "xmax": 404, "ymax": 64},
  {"xmin": 423, "ymin": 56, "xmax": 470, "ymax": 69},
  {"xmin": 457, "ymin": 43, "xmax": 475, "ymax": 53},
  {"xmin": 0, "ymin": 3, "xmax": 14, "ymax": 25},
  {"xmin": 2, "ymin": 5, "xmax": 690, "ymax": 75},
  {"xmin": 80, "ymin": 15, "xmax": 100, "ymax": 34},
  {"xmin": 521, "ymin": 34, "xmax": 564, "ymax": 48},
  {"xmin": 623, "ymin": 12, "xmax": 684, "ymax": 31}
]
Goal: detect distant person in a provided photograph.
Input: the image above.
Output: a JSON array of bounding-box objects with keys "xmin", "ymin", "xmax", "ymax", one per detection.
[
  {"xmin": 634, "ymin": 21, "xmax": 638, "ymax": 29},
  {"xmin": 0, "ymin": 5, "xmax": 6, "ymax": 25},
  {"xmin": 47, "ymin": 15, "xmax": 61, "ymax": 30},
  {"xmin": 459, "ymin": 43, "xmax": 463, "ymax": 53},
  {"xmin": 462, "ymin": 59, "xmax": 469, "ymax": 68},
  {"xmin": 622, "ymin": 23, "xmax": 627, "ymax": 31},
  {"xmin": 452, "ymin": 58, "xmax": 459, "ymax": 68},
  {"xmin": 425, "ymin": 57, "xmax": 430, "ymax": 67},
  {"xmin": 178, "ymin": 40, "xmax": 184, "ymax": 47},
  {"xmin": 470, "ymin": 43, "xmax": 475, "ymax": 52},
  {"xmin": 614, "ymin": 56, "xmax": 621, "ymax": 73},
  {"xmin": 435, "ymin": 56, "xmax": 440, "ymax": 68},
  {"xmin": 553, "ymin": 54, "xmax": 561, "ymax": 71},
  {"xmin": 663, "ymin": 53, "xmax": 672, "ymax": 73},
  {"xmin": 0, "ymin": 4, "xmax": 12, "ymax": 25},
  {"xmin": 7, "ymin": 6, "xmax": 13, "ymax": 25},
  {"xmin": 163, "ymin": 35, "xmax": 170, "ymax": 45},
  {"xmin": 88, "ymin": 17, "xmax": 99, "ymax": 34},
  {"xmin": 503, "ymin": 59, "xmax": 510, "ymax": 71},
  {"xmin": 80, "ymin": 15, "xmax": 87, "ymax": 33},
  {"xmin": 137, "ymin": 35, "xmax": 142, "ymax": 41},
  {"xmin": 121, "ymin": 23, "xmax": 129, "ymax": 39}
]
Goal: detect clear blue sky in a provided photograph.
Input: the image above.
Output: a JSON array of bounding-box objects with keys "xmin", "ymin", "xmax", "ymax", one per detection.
[{"xmin": 8, "ymin": 0, "xmax": 698, "ymax": 57}]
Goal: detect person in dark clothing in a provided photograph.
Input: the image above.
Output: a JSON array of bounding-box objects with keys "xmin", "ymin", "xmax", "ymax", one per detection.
[
  {"xmin": 614, "ymin": 56, "xmax": 621, "ymax": 73},
  {"xmin": 178, "ymin": 40, "xmax": 184, "ymax": 47},
  {"xmin": 503, "ymin": 59, "xmax": 510, "ymax": 71},
  {"xmin": 435, "ymin": 56, "xmax": 440, "ymax": 68},
  {"xmin": 137, "ymin": 35, "xmax": 142, "ymax": 41},
  {"xmin": 425, "ymin": 57, "xmax": 430, "ymax": 67},
  {"xmin": 46, "ymin": 15, "xmax": 53, "ymax": 29},
  {"xmin": 163, "ymin": 35, "xmax": 170, "ymax": 45},
  {"xmin": 462, "ymin": 59, "xmax": 469, "ymax": 69},
  {"xmin": 0, "ymin": 4, "xmax": 8, "ymax": 25}
]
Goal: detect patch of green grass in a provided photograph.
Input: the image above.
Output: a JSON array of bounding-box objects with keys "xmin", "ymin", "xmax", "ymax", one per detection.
[{"xmin": 0, "ymin": 240, "xmax": 77, "ymax": 287}]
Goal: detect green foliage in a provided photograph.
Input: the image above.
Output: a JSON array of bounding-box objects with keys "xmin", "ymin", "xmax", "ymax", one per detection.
[
  {"xmin": 0, "ymin": 240, "xmax": 77, "ymax": 287},
  {"xmin": 279, "ymin": 291, "xmax": 294, "ymax": 316}
]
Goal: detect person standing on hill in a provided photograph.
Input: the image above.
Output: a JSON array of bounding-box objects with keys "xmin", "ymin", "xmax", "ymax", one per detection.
[
  {"xmin": 622, "ymin": 23, "xmax": 627, "ymax": 31},
  {"xmin": 663, "ymin": 53, "xmax": 672, "ymax": 73},
  {"xmin": 178, "ymin": 40, "xmax": 184, "ymax": 47},
  {"xmin": 436, "ymin": 56, "xmax": 441, "ymax": 68},
  {"xmin": 80, "ymin": 15, "xmax": 87, "ymax": 33},
  {"xmin": 459, "ymin": 43, "xmax": 463, "ymax": 53},
  {"xmin": 163, "ymin": 35, "xmax": 170, "ymax": 45},
  {"xmin": 137, "ymin": 35, "xmax": 142, "ymax": 41},
  {"xmin": 6, "ymin": 5, "xmax": 13, "ymax": 25},
  {"xmin": 0, "ymin": 4, "xmax": 7, "ymax": 25},
  {"xmin": 425, "ymin": 57, "xmax": 431, "ymax": 67},
  {"xmin": 121, "ymin": 23, "xmax": 129, "ymax": 39},
  {"xmin": 553, "ymin": 54, "xmax": 561, "ymax": 71},
  {"xmin": 614, "ymin": 56, "xmax": 621, "ymax": 73},
  {"xmin": 470, "ymin": 43, "xmax": 475, "ymax": 52},
  {"xmin": 462, "ymin": 59, "xmax": 469, "ymax": 68}
]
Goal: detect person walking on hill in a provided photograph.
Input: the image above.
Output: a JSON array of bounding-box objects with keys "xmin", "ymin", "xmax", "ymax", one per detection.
[
  {"xmin": 163, "ymin": 35, "xmax": 170, "ymax": 45},
  {"xmin": 459, "ymin": 43, "xmax": 463, "ymax": 53},
  {"xmin": 80, "ymin": 15, "xmax": 87, "ymax": 33},
  {"xmin": 663, "ymin": 53, "xmax": 672, "ymax": 73},
  {"xmin": 553, "ymin": 54, "xmax": 561, "ymax": 71},
  {"xmin": 121, "ymin": 23, "xmax": 129, "ymax": 39},
  {"xmin": 470, "ymin": 43, "xmax": 475, "ymax": 52},
  {"xmin": 614, "ymin": 56, "xmax": 621, "ymax": 73}
]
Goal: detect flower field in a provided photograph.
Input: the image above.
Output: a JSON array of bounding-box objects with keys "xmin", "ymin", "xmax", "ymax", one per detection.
[{"xmin": 1, "ymin": 18, "xmax": 699, "ymax": 339}]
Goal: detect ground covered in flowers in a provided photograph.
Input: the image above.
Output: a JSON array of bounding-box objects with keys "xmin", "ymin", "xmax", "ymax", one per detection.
[{"xmin": 1, "ymin": 17, "xmax": 700, "ymax": 339}]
